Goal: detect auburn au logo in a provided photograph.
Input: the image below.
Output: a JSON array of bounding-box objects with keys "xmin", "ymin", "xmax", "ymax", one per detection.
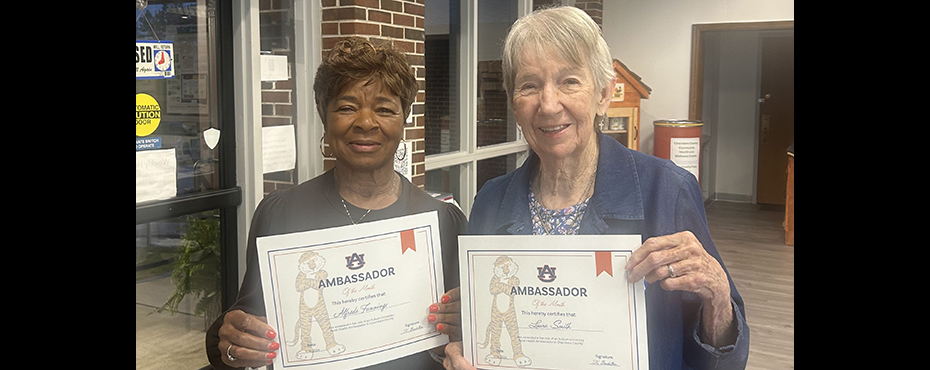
[
  {"xmin": 345, "ymin": 253, "xmax": 366, "ymax": 270},
  {"xmin": 537, "ymin": 264, "xmax": 557, "ymax": 282}
]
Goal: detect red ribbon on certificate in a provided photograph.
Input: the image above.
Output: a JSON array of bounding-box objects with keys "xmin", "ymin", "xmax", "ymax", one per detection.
[
  {"xmin": 400, "ymin": 229, "xmax": 416, "ymax": 254},
  {"xmin": 595, "ymin": 251, "xmax": 612, "ymax": 277}
]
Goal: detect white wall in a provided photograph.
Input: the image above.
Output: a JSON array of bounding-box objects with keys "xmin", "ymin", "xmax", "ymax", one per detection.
[
  {"xmin": 601, "ymin": 0, "xmax": 793, "ymax": 201},
  {"xmin": 601, "ymin": 0, "xmax": 793, "ymax": 154}
]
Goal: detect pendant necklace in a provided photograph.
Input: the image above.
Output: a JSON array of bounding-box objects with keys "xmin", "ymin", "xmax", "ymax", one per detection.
[{"xmin": 341, "ymin": 176, "xmax": 397, "ymax": 225}]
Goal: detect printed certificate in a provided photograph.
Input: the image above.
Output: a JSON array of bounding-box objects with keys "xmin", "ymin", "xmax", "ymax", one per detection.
[
  {"xmin": 257, "ymin": 211, "xmax": 448, "ymax": 370},
  {"xmin": 459, "ymin": 235, "xmax": 648, "ymax": 370}
]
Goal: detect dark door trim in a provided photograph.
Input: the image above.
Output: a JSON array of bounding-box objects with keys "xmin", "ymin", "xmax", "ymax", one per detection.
[{"xmin": 689, "ymin": 21, "xmax": 794, "ymax": 121}]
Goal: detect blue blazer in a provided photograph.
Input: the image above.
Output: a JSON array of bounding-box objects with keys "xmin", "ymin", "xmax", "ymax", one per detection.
[{"xmin": 467, "ymin": 132, "xmax": 750, "ymax": 370}]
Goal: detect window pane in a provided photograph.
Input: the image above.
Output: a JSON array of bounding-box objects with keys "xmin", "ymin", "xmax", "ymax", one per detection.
[
  {"xmin": 477, "ymin": 0, "xmax": 519, "ymax": 147},
  {"xmin": 136, "ymin": 2, "xmax": 223, "ymax": 369},
  {"xmin": 425, "ymin": 0, "xmax": 462, "ymax": 155},
  {"xmin": 477, "ymin": 153, "xmax": 520, "ymax": 193},
  {"xmin": 260, "ymin": 1, "xmax": 300, "ymax": 194},
  {"xmin": 137, "ymin": 1, "xmax": 221, "ymax": 200},
  {"xmin": 425, "ymin": 165, "xmax": 463, "ymax": 206},
  {"xmin": 136, "ymin": 210, "xmax": 221, "ymax": 370}
]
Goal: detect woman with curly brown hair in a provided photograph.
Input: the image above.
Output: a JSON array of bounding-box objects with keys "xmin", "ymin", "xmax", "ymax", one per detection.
[{"xmin": 205, "ymin": 36, "xmax": 467, "ymax": 370}]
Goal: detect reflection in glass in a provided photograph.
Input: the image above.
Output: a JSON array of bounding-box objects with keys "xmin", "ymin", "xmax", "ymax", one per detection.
[
  {"xmin": 424, "ymin": 154, "xmax": 519, "ymax": 209},
  {"xmin": 136, "ymin": 1, "xmax": 220, "ymax": 198},
  {"xmin": 425, "ymin": 0, "xmax": 461, "ymax": 155},
  {"xmin": 478, "ymin": 154, "xmax": 520, "ymax": 193},
  {"xmin": 477, "ymin": 0, "xmax": 519, "ymax": 147},
  {"xmin": 136, "ymin": 2, "xmax": 221, "ymax": 369},
  {"xmin": 426, "ymin": 1, "xmax": 523, "ymax": 154},
  {"xmin": 136, "ymin": 210, "xmax": 220, "ymax": 370},
  {"xmin": 425, "ymin": 165, "xmax": 462, "ymax": 206},
  {"xmin": 260, "ymin": 1, "xmax": 300, "ymax": 193}
]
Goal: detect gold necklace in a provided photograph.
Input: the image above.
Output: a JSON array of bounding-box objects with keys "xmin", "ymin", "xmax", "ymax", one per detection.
[{"xmin": 340, "ymin": 176, "xmax": 397, "ymax": 225}]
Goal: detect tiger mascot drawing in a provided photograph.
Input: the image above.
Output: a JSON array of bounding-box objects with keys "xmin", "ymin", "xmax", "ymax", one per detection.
[
  {"xmin": 476, "ymin": 255, "xmax": 532, "ymax": 367},
  {"xmin": 286, "ymin": 251, "xmax": 346, "ymax": 360}
]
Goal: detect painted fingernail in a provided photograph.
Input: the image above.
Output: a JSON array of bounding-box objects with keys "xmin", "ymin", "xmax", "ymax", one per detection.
[
  {"xmin": 267, "ymin": 330, "xmax": 277, "ymax": 339},
  {"xmin": 269, "ymin": 342, "xmax": 280, "ymax": 351},
  {"xmin": 441, "ymin": 295, "xmax": 451, "ymax": 304},
  {"xmin": 437, "ymin": 323, "xmax": 445, "ymax": 331},
  {"xmin": 266, "ymin": 352, "xmax": 277, "ymax": 359},
  {"xmin": 429, "ymin": 304, "xmax": 439, "ymax": 313},
  {"xmin": 428, "ymin": 314, "xmax": 437, "ymax": 322}
]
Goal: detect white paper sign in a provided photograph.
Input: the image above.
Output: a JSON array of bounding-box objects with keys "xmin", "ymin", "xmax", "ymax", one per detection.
[
  {"xmin": 256, "ymin": 212, "xmax": 448, "ymax": 370},
  {"xmin": 136, "ymin": 149, "xmax": 177, "ymax": 203},
  {"xmin": 670, "ymin": 137, "xmax": 700, "ymax": 182},
  {"xmin": 262, "ymin": 125, "xmax": 296, "ymax": 174},
  {"xmin": 261, "ymin": 54, "xmax": 289, "ymax": 81}
]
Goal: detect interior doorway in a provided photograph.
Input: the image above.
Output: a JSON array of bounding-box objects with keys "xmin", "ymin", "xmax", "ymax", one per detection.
[{"xmin": 689, "ymin": 21, "xmax": 794, "ymax": 205}]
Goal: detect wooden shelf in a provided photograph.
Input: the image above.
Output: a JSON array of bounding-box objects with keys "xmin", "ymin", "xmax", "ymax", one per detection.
[{"xmin": 604, "ymin": 106, "xmax": 639, "ymax": 150}]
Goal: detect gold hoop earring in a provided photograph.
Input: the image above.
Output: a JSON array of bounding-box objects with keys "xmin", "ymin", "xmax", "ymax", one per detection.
[{"xmin": 320, "ymin": 136, "xmax": 334, "ymax": 158}]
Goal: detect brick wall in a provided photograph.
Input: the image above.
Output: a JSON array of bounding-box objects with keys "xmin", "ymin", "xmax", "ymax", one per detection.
[
  {"xmin": 533, "ymin": 0, "xmax": 603, "ymax": 28},
  {"xmin": 320, "ymin": 0, "xmax": 428, "ymax": 187},
  {"xmin": 572, "ymin": 0, "xmax": 603, "ymax": 28}
]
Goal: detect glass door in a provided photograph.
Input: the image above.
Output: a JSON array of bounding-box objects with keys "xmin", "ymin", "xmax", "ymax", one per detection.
[{"xmin": 136, "ymin": 1, "xmax": 239, "ymax": 369}]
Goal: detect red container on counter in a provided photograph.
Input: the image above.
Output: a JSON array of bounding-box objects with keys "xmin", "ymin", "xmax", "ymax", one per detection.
[{"xmin": 653, "ymin": 119, "xmax": 703, "ymax": 184}]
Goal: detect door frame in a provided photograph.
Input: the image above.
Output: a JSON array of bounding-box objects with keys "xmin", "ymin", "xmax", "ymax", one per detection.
[
  {"xmin": 688, "ymin": 21, "xmax": 794, "ymax": 121},
  {"xmin": 688, "ymin": 21, "xmax": 794, "ymax": 204},
  {"xmin": 135, "ymin": 1, "xmax": 241, "ymax": 311}
]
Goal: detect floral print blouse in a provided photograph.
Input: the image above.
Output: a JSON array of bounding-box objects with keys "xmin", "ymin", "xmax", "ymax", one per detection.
[{"xmin": 529, "ymin": 188, "xmax": 591, "ymax": 235}]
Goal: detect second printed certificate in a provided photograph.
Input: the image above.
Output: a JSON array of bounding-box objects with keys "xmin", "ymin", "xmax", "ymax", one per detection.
[
  {"xmin": 459, "ymin": 235, "xmax": 649, "ymax": 370},
  {"xmin": 256, "ymin": 211, "xmax": 448, "ymax": 370}
]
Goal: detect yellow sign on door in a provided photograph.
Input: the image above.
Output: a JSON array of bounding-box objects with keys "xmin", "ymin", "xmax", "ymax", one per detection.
[{"xmin": 136, "ymin": 93, "xmax": 161, "ymax": 137}]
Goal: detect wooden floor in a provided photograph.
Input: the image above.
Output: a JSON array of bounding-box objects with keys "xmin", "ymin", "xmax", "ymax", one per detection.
[{"xmin": 705, "ymin": 201, "xmax": 794, "ymax": 370}]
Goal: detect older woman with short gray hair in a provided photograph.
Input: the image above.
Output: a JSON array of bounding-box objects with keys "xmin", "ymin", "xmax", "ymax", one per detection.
[{"xmin": 443, "ymin": 6, "xmax": 749, "ymax": 370}]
